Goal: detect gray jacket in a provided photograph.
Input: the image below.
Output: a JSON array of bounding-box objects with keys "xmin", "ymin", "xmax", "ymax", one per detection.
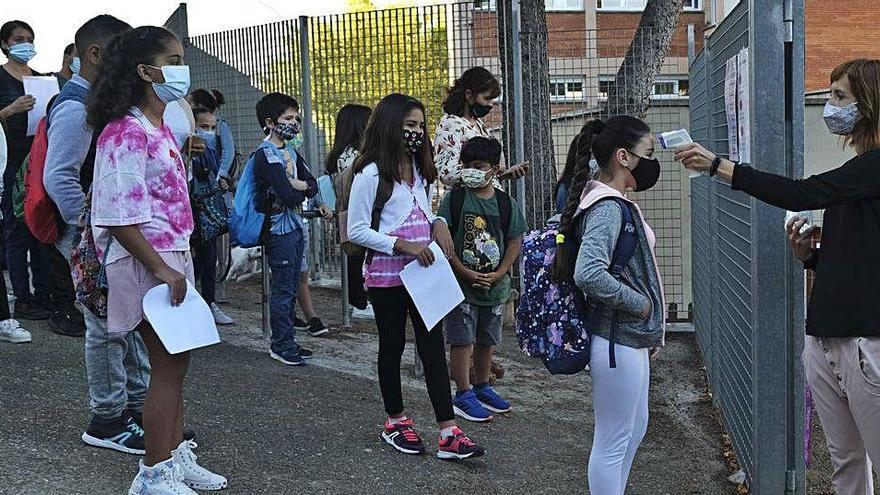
[{"xmin": 573, "ymin": 181, "xmax": 665, "ymax": 349}]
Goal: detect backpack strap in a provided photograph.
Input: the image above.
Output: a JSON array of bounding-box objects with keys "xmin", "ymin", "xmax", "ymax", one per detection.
[
  {"xmin": 365, "ymin": 176, "xmax": 395, "ymax": 264},
  {"xmin": 604, "ymin": 197, "xmax": 638, "ymax": 368},
  {"xmin": 496, "ymin": 189, "xmax": 512, "ymax": 235},
  {"xmin": 449, "ymin": 187, "xmax": 466, "ymax": 236}
]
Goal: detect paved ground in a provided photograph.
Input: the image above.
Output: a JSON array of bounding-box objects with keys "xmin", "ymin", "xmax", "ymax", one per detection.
[{"xmin": 0, "ymin": 280, "xmax": 738, "ymax": 495}]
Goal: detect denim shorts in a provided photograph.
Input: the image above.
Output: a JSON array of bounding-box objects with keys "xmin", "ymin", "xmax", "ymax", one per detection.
[{"xmin": 443, "ymin": 302, "xmax": 504, "ymax": 347}]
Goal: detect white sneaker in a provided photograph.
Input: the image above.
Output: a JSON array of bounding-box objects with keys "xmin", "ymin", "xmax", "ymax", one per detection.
[
  {"xmin": 0, "ymin": 319, "xmax": 31, "ymax": 343},
  {"xmin": 128, "ymin": 458, "xmax": 197, "ymax": 495},
  {"xmin": 352, "ymin": 303, "xmax": 375, "ymax": 320},
  {"xmin": 210, "ymin": 303, "xmax": 234, "ymax": 325},
  {"xmin": 173, "ymin": 440, "xmax": 228, "ymax": 491}
]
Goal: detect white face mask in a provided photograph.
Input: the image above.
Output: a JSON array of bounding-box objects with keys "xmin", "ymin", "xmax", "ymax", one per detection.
[
  {"xmin": 823, "ymin": 101, "xmax": 862, "ymax": 135},
  {"xmin": 461, "ymin": 167, "xmax": 494, "ymax": 189}
]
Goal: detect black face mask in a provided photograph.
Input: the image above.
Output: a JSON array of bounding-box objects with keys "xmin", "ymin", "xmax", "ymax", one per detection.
[
  {"xmin": 469, "ymin": 103, "xmax": 492, "ymax": 119},
  {"xmin": 628, "ymin": 154, "xmax": 661, "ymax": 192},
  {"xmin": 403, "ymin": 129, "xmax": 424, "ymax": 155}
]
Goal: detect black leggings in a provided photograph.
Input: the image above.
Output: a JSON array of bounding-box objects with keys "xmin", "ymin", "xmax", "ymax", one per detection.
[
  {"xmin": 369, "ymin": 286, "xmax": 454, "ymax": 423},
  {"xmin": 193, "ymin": 239, "xmax": 217, "ymax": 304}
]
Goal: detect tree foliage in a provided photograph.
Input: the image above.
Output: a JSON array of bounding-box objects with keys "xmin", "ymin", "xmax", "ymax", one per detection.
[{"xmin": 262, "ymin": 0, "xmax": 450, "ymax": 158}]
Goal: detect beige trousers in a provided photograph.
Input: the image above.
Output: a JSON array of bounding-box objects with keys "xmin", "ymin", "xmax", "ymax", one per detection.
[{"xmin": 804, "ymin": 335, "xmax": 880, "ymax": 495}]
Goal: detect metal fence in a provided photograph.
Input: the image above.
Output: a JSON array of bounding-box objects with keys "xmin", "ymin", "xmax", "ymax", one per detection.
[
  {"xmin": 689, "ymin": 1, "xmax": 806, "ymax": 493},
  {"xmin": 167, "ymin": 1, "xmax": 698, "ymax": 324}
]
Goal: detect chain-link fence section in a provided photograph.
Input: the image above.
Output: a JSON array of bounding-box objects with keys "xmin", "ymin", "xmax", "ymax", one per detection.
[
  {"xmin": 169, "ymin": 1, "xmax": 698, "ymax": 324},
  {"xmin": 520, "ymin": 23, "xmax": 697, "ymax": 322}
]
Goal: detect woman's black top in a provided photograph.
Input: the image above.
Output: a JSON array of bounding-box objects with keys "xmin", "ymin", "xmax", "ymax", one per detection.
[{"xmin": 731, "ymin": 148, "xmax": 880, "ymax": 338}]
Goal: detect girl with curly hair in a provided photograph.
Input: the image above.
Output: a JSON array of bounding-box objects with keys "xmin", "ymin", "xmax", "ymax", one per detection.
[{"xmin": 87, "ymin": 26, "xmax": 227, "ymax": 494}]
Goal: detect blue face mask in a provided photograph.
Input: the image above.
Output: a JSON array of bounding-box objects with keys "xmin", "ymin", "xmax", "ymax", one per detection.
[
  {"xmin": 8, "ymin": 42, "xmax": 36, "ymax": 63},
  {"xmin": 195, "ymin": 129, "xmax": 217, "ymax": 149},
  {"xmin": 148, "ymin": 65, "xmax": 190, "ymax": 104},
  {"xmin": 70, "ymin": 57, "xmax": 81, "ymax": 75}
]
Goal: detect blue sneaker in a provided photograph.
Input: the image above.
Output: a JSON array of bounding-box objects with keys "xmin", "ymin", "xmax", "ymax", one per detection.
[
  {"xmin": 270, "ymin": 349, "xmax": 305, "ymax": 366},
  {"xmin": 474, "ymin": 383, "xmax": 511, "ymax": 413},
  {"xmin": 453, "ymin": 389, "xmax": 493, "ymax": 422}
]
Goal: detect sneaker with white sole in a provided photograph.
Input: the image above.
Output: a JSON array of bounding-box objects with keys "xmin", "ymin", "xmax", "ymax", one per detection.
[
  {"xmin": 81, "ymin": 411, "xmax": 146, "ymax": 455},
  {"xmin": 128, "ymin": 458, "xmax": 197, "ymax": 495},
  {"xmin": 210, "ymin": 303, "xmax": 234, "ymax": 325},
  {"xmin": 173, "ymin": 440, "xmax": 228, "ymax": 491},
  {"xmin": 352, "ymin": 304, "xmax": 375, "ymax": 320},
  {"xmin": 0, "ymin": 319, "xmax": 30, "ymax": 343}
]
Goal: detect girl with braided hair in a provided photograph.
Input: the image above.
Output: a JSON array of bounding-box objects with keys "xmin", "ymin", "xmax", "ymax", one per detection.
[{"xmin": 554, "ymin": 117, "xmax": 665, "ymax": 495}]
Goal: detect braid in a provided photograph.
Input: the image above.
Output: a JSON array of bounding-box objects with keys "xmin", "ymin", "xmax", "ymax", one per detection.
[{"xmin": 552, "ymin": 119, "xmax": 604, "ymax": 283}]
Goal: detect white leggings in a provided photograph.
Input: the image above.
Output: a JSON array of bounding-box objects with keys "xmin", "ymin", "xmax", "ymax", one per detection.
[{"xmin": 588, "ymin": 335, "xmax": 651, "ymax": 495}]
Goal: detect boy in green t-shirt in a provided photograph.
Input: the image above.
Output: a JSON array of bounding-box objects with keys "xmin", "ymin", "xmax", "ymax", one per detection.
[{"xmin": 438, "ymin": 137, "xmax": 527, "ymax": 423}]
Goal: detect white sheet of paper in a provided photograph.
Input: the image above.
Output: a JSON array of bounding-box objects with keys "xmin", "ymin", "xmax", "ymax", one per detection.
[
  {"xmin": 142, "ymin": 280, "xmax": 221, "ymax": 354},
  {"xmin": 399, "ymin": 242, "xmax": 464, "ymax": 331},
  {"xmin": 736, "ymin": 47, "xmax": 751, "ymax": 164},
  {"xmin": 724, "ymin": 56, "xmax": 739, "ymax": 162},
  {"xmin": 23, "ymin": 76, "xmax": 59, "ymax": 136}
]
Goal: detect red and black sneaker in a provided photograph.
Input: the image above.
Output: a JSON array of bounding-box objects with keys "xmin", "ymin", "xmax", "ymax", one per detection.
[
  {"xmin": 437, "ymin": 427, "xmax": 485, "ymax": 460},
  {"xmin": 381, "ymin": 417, "xmax": 425, "ymax": 455}
]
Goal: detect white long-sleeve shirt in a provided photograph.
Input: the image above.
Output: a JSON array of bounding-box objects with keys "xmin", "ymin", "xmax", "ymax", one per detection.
[{"xmin": 347, "ymin": 161, "xmax": 437, "ymax": 256}]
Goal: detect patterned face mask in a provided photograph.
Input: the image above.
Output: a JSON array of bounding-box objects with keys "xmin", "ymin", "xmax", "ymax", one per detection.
[
  {"xmin": 461, "ymin": 167, "xmax": 494, "ymax": 189},
  {"xmin": 274, "ymin": 121, "xmax": 301, "ymax": 141},
  {"xmin": 403, "ymin": 129, "xmax": 424, "ymax": 155},
  {"xmin": 823, "ymin": 101, "xmax": 862, "ymax": 135}
]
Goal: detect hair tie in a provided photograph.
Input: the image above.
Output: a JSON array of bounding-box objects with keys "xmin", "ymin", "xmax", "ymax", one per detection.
[{"xmin": 555, "ymin": 233, "xmax": 565, "ymax": 245}]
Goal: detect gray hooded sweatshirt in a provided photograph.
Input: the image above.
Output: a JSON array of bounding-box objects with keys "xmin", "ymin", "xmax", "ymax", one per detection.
[{"xmin": 573, "ymin": 181, "xmax": 666, "ymax": 349}]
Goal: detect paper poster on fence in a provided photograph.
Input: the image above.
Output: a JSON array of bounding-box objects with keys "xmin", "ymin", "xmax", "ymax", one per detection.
[
  {"xmin": 724, "ymin": 56, "xmax": 740, "ymax": 162},
  {"xmin": 736, "ymin": 48, "xmax": 751, "ymax": 164}
]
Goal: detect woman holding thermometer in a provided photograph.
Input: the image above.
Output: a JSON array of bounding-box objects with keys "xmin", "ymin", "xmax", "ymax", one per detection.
[{"xmin": 676, "ymin": 58, "xmax": 880, "ymax": 495}]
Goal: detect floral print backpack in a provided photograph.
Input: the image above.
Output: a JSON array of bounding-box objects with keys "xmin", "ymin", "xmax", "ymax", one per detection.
[{"xmin": 69, "ymin": 190, "xmax": 112, "ymax": 318}]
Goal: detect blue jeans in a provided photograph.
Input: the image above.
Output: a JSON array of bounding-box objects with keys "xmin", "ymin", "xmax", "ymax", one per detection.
[
  {"xmin": 57, "ymin": 226, "xmax": 150, "ymax": 419},
  {"xmin": 267, "ymin": 229, "xmax": 305, "ymax": 355}
]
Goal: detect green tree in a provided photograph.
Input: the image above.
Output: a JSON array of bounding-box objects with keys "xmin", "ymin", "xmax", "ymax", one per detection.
[{"xmin": 263, "ymin": 0, "xmax": 450, "ymax": 166}]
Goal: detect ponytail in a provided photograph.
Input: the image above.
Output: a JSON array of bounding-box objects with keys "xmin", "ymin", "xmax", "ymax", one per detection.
[
  {"xmin": 551, "ymin": 119, "xmax": 605, "ymax": 283},
  {"xmin": 550, "ymin": 115, "xmax": 650, "ymax": 283}
]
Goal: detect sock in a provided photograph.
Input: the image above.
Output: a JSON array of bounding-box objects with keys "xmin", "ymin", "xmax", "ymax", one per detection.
[
  {"xmin": 387, "ymin": 415, "xmax": 408, "ymax": 426},
  {"xmin": 143, "ymin": 457, "xmax": 173, "ymax": 470},
  {"xmin": 455, "ymin": 388, "xmax": 472, "ymax": 397},
  {"xmin": 473, "ymin": 382, "xmax": 490, "ymax": 390},
  {"xmin": 440, "ymin": 426, "xmax": 457, "ymax": 439}
]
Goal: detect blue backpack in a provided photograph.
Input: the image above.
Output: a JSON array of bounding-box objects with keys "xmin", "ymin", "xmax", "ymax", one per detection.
[
  {"xmin": 516, "ymin": 197, "xmax": 638, "ymax": 374},
  {"xmin": 228, "ymin": 152, "xmax": 265, "ymax": 248}
]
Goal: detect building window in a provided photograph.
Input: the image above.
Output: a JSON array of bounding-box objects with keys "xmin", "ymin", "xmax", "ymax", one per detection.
[
  {"xmin": 475, "ymin": 0, "xmax": 496, "ymax": 11},
  {"xmin": 651, "ymin": 78, "xmax": 690, "ymax": 99},
  {"xmin": 549, "ymin": 77, "xmax": 586, "ymax": 102},
  {"xmin": 597, "ymin": 76, "xmax": 689, "ymax": 100},
  {"xmin": 598, "ymin": 0, "xmax": 700, "ymax": 10},
  {"xmin": 546, "ymin": 0, "xmax": 584, "ymax": 11}
]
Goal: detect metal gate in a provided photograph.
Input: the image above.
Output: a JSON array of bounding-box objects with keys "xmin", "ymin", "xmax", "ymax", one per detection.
[{"xmin": 689, "ymin": 1, "xmax": 806, "ymax": 493}]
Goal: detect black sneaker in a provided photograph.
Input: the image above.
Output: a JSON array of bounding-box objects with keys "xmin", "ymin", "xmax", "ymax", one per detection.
[
  {"xmin": 50, "ymin": 309, "xmax": 85, "ymax": 337},
  {"xmin": 298, "ymin": 346, "xmax": 313, "ymax": 359},
  {"xmin": 81, "ymin": 412, "xmax": 145, "ymax": 455},
  {"xmin": 13, "ymin": 299, "xmax": 52, "ymax": 321},
  {"xmin": 128, "ymin": 410, "xmax": 196, "ymax": 441},
  {"xmin": 381, "ymin": 417, "xmax": 425, "ymax": 455},
  {"xmin": 293, "ymin": 316, "xmax": 309, "ymax": 331},
  {"xmin": 307, "ymin": 318, "xmax": 329, "ymax": 337}
]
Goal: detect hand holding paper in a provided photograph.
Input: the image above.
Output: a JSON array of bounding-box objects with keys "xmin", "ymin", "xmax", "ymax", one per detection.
[
  {"xmin": 399, "ymin": 242, "xmax": 464, "ymax": 331},
  {"xmin": 143, "ymin": 280, "xmax": 221, "ymax": 354}
]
